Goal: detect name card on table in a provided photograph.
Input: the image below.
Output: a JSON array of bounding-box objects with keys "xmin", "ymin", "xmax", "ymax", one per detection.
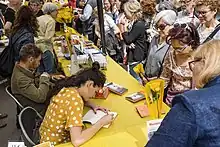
[{"xmin": 8, "ymin": 142, "xmax": 25, "ymax": 147}]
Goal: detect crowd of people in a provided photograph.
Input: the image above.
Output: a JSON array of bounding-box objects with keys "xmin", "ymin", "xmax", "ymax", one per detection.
[{"xmin": 0, "ymin": 0, "xmax": 220, "ymax": 146}]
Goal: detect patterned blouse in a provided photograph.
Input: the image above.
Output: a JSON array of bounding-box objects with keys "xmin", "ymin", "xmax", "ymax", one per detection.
[
  {"xmin": 39, "ymin": 87, "xmax": 84, "ymax": 145},
  {"xmin": 160, "ymin": 50, "xmax": 193, "ymax": 104}
]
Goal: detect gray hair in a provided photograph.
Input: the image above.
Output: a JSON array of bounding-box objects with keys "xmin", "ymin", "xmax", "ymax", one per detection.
[
  {"xmin": 154, "ymin": 10, "xmax": 177, "ymax": 25},
  {"xmin": 42, "ymin": 2, "xmax": 58, "ymax": 14}
]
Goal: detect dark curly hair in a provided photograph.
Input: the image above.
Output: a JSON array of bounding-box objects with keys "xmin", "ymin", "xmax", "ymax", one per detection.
[
  {"xmin": 49, "ymin": 62, "xmax": 106, "ymax": 97},
  {"xmin": 11, "ymin": 6, "xmax": 39, "ymax": 37},
  {"xmin": 140, "ymin": 0, "xmax": 156, "ymax": 15},
  {"xmin": 167, "ymin": 23, "xmax": 200, "ymax": 50}
]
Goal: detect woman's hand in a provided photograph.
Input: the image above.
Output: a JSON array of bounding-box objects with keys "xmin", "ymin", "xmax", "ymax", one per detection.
[
  {"xmin": 92, "ymin": 106, "xmax": 109, "ymax": 114},
  {"xmin": 99, "ymin": 114, "xmax": 114, "ymax": 126}
]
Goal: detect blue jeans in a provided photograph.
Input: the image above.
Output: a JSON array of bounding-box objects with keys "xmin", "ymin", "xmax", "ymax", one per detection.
[
  {"xmin": 38, "ymin": 50, "xmax": 55, "ymax": 74},
  {"xmin": 128, "ymin": 62, "xmax": 142, "ymax": 83}
]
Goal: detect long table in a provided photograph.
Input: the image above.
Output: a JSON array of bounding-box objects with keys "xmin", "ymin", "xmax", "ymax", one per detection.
[{"xmin": 54, "ymin": 28, "xmax": 170, "ymax": 147}]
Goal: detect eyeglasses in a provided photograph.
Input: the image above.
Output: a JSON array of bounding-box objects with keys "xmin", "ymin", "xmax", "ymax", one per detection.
[
  {"xmin": 156, "ymin": 23, "xmax": 168, "ymax": 31},
  {"xmin": 195, "ymin": 10, "xmax": 211, "ymax": 16},
  {"xmin": 188, "ymin": 58, "xmax": 203, "ymax": 71}
]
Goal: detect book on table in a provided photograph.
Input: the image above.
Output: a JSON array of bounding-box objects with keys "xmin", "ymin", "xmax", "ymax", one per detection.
[
  {"xmin": 146, "ymin": 119, "xmax": 163, "ymax": 141},
  {"xmin": 105, "ymin": 82, "xmax": 128, "ymax": 96},
  {"xmin": 135, "ymin": 105, "xmax": 149, "ymax": 118},
  {"xmin": 126, "ymin": 92, "xmax": 145, "ymax": 103},
  {"xmin": 83, "ymin": 110, "xmax": 118, "ymax": 128}
]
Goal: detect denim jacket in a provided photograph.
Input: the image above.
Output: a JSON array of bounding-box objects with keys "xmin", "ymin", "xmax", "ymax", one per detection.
[{"xmin": 146, "ymin": 76, "xmax": 220, "ymax": 147}]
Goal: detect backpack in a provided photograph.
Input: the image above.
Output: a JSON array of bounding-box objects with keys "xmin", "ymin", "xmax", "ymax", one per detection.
[{"xmin": 0, "ymin": 31, "xmax": 28, "ymax": 77}]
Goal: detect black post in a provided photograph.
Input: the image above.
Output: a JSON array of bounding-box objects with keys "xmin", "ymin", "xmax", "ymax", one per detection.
[{"xmin": 96, "ymin": 0, "xmax": 107, "ymax": 55}]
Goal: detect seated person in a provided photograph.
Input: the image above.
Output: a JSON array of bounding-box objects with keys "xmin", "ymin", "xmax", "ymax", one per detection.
[
  {"xmin": 11, "ymin": 43, "xmax": 62, "ymax": 115},
  {"xmin": 40, "ymin": 62, "xmax": 113, "ymax": 146}
]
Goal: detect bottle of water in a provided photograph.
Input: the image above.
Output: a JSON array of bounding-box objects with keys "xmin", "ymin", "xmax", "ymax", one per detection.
[{"xmin": 71, "ymin": 47, "xmax": 80, "ymax": 75}]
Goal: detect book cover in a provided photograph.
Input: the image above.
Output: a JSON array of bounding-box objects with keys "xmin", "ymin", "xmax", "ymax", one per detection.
[
  {"xmin": 105, "ymin": 83, "xmax": 128, "ymax": 96},
  {"xmin": 83, "ymin": 110, "xmax": 117, "ymax": 128},
  {"xmin": 126, "ymin": 92, "xmax": 145, "ymax": 103},
  {"xmin": 135, "ymin": 105, "xmax": 149, "ymax": 118},
  {"xmin": 146, "ymin": 119, "xmax": 163, "ymax": 141},
  {"xmin": 95, "ymin": 87, "xmax": 109, "ymax": 99}
]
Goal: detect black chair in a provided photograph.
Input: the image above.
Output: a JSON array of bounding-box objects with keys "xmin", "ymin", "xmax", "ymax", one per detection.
[{"xmin": 18, "ymin": 106, "xmax": 43, "ymax": 147}]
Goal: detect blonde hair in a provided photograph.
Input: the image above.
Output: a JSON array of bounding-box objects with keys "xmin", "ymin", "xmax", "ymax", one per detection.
[
  {"xmin": 123, "ymin": 0, "xmax": 143, "ymax": 21},
  {"xmin": 193, "ymin": 40, "xmax": 220, "ymax": 88},
  {"xmin": 196, "ymin": 0, "xmax": 219, "ymax": 12}
]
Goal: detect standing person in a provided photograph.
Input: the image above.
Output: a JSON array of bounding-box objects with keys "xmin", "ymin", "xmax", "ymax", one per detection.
[
  {"xmin": 9, "ymin": 6, "xmax": 38, "ymax": 65},
  {"xmin": 3, "ymin": 0, "xmax": 22, "ymax": 35},
  {"xmin": 122, "ymin": 0, "xmax": 147, "ymax": 82},
  {"xmin": 36, "ymin": 2, "xmax": 58, "ymax": 74},
  {"xmin": 140, "ymin": 0, "xmax": 157, "ymax": 44},
  {"xmin": 176, "ymin": 0, "xmax": 200, "ymax": 28},
  {"xmin": 29, "ymin": 0, "xmax": 44, "ymax": 17},
  {"xmin": 93, "ymin": 7, "xmax": 121, "ymax": 62},
  {"xmin": 145, "ymin": 10, "xmax": 177, "ymax": 79},
  {"xmin": 160, "ymin": 23, "xmax": 200, "ymax": 106},
  {"xmin": 104, "ymin": 0, "xmax": 113, "ymax": 18},
  {"xmin": 146, "ymin": 40, "xmax": 220, "ymax": 147},
  {"xmin": 196, "ymin": 0, "xmax": 220, "ymax": 43},
  {"xmin": 39, "ymin": 62, "xmax": 113, "ymax": 146},
  {"xmin": 76, "ymin": 0, "xmax": 98, "ymax": 41}
]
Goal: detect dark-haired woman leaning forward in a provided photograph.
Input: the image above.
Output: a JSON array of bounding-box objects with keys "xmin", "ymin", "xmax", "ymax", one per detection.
[{"xmin": 39, "ymin": 62, "xmax": 113, "ymax": 146}]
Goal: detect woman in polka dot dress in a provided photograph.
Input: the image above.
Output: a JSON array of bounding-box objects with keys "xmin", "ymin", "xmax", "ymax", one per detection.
[{"xmin": 39, "ymin": 62, "xmax": 114, "ymax": 146}]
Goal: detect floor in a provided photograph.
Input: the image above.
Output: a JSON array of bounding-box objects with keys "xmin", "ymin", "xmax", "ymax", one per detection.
[{"xmin": 0, "ymin": 81, "xmax": 21, "ymax": 147}]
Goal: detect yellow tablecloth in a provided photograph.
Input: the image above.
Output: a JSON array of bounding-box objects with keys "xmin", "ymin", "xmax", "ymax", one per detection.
[{"xmin": 54, "ymin": 28, "xmax": 170, "ymax": 147}]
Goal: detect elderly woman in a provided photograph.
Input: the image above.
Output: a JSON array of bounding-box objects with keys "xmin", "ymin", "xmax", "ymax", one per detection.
[
  {"xmin": 146, "ymin": 40, "xmax": 220, "ymax": 147},
  {"xmin": 122, "ymin": 0, "xmax": 147, "ymax": 82},
  {"xmin": 196, "ymin": 0, "xmax": 220, "ymax": 43},
  {"xmin": 145, "ymin": 10, "xmax": 177, "ymax": 79},
  {"xmin": 160, "ymin": 23, "xmax": 200, "ymax": 106},
  {"xmin": 36, "ymin": 2, "xmax": 58, "ymax": 74}
]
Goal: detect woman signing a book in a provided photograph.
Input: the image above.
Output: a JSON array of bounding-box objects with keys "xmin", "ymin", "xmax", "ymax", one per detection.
[{"xmin": 39, "ymin": 62, "xmax": 113, "ymax": 146}]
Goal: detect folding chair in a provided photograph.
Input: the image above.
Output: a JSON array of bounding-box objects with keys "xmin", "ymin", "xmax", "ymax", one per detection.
[
  {"xmin": 5, "ymin": 85, "xmax": 25, "ymax": 128},
  {"xmin": 18, "ymin": 106, "xmax": 43, "ymax": 147},
  {"xmin": 5, "ymin": 86, "xmax": 24, "ymax": 109}
]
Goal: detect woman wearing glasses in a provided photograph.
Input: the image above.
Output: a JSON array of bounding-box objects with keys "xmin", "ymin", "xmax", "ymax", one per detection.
[
  {"xmin": 160, "ymin": 23, "xmax": 200, "ymax": 106},
  {"xmin": 147, "ymin": 40, "xmax": 220, "ymax": 147},
  {"xmin": 145, "ymin": 10, "xmax": 177, "ymax": 79},
  {"xmin": 196, "ymin": 0, "xmax": 220, "ymax": 43}
]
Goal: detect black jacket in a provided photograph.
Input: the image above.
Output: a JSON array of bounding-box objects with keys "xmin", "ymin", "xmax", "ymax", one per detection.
[
  {"xmin": 10, "ymin": 27, "xmax": 35, "ymax": 62},
  {"xmin": 122, "ymin": 20, "xmax": 147, "ymax": 62}
]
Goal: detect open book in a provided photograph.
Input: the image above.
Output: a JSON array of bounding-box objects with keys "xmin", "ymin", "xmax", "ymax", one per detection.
[
  {"xmin": 83, "ymin": 110, "xmax": 117, "ymax": 128},
  {"xmin": 105, "ymin": 82, "xmax": 128, "ymax": 96},
  {"xmin": 126, "ymin": 92, "xmax": 145, "ymax": 103}
]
